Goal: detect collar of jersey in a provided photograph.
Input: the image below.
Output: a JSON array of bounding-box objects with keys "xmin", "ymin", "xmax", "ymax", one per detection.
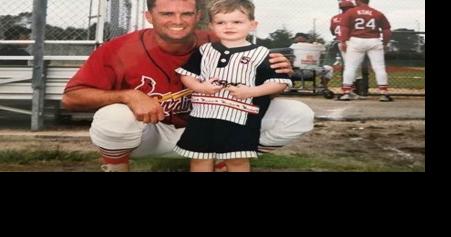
[{"xmin": 211, "ymin": 42, "xmax": 259, "ymax": 54}]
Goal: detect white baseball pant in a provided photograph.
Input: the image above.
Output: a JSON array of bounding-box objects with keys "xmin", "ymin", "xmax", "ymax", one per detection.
[
  {"xmin": 89, "ymin": 98, "xmax": 315, "ymax": 158},
  {"xmin": 343, "ymin": 37, "xmax": 388, "ymax": 87},
  {"xmin": 339, "ymin": 48, "xmax": 363, "ymax": 81}
]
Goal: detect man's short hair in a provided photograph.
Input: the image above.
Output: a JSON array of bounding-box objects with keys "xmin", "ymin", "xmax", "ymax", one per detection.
[
  {"xmin": 208, "ymin": 0, "xmax": 255, "ymax": 22},
  {"xmin": 3, "ymin": 25, "xmax": 31, "ymax": 40},
  {"xmin": 359, "ymin": 0, "xmax": 370, "ymax": 4},
  {"xmin": 147, "ymin": 0, "xmax": 203, "ymax": 11},
  {"xmin": 292, "ymin": 33, "xmax": 313, "ymax": 43}
]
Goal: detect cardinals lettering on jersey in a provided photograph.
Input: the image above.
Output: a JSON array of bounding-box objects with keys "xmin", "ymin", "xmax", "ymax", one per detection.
[{"xmin": 134, "ymin": 75, "xmax": 192, "ymax": 117}]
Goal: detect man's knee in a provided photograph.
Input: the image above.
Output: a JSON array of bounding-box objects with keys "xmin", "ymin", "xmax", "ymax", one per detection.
[
  {"xmin": 90, "ymin": 104, "xmax": 145, "ymax": 150},
  {"xmin": 260, "ymin": 98, "xmax": 314, "ymax": 146},
  {"xmin": 275, "ymin": 99, "xmax": 314, "ymax": 133}
]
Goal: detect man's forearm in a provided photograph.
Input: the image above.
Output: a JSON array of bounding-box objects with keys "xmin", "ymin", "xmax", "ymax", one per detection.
[
  {"xmin": 250, "ymin": 83, "xmax": 288, "ymax": 98},
  {"xmin": 382, "ymin": 29, "xmax": 392, "ymax": 45},
  {"xmin": 339, "ymin": 27, "xmax": 350, "ymax": 43},
  {"xmin": 62, "ymin": 88, "xmax": 131, "ymax": 111},
  {"xmin": 181, "ymin": 75, "xmax": 203, "ymax": 93}
]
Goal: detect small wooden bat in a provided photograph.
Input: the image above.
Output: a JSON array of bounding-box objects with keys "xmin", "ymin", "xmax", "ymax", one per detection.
[{"xmin": 158, "ymin": 88, "xmax": 193, "ymax": 102}]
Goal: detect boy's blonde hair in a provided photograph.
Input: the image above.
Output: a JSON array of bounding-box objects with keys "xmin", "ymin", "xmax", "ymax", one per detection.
[{"xmin": 208, "ymin": 0, "xmax": 255, "ymax": 22}]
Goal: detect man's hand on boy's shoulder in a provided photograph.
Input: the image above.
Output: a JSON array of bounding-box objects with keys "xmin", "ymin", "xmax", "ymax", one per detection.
[{"xmin": 268, "ymin": 53, "xmax": 294, "ymax": 76}]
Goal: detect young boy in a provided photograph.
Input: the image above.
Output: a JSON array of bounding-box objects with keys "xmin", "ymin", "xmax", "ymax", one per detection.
[{"xmin": 174, "ymin": 0, "xmax": 292, "ymax": 172}]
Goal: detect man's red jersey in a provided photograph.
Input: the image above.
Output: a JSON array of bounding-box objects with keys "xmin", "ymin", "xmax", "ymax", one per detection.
[
  {"xmin": 339, "ymin": 5, "xmax": 391, "ymax": 43},
  {"xmin": 65, "ymin": 29, "xmax": 216, "ymax": 127}
]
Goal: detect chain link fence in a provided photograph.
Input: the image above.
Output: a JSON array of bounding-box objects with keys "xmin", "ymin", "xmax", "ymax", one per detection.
[
  {"xmin": 0, "ymin": 0, "xmax": 137, "ymax": 41},
  {"xmin": 105, "ymin": 0, "xmax": 133, "ymax": 40},
  {"xmin": 0, "ymin": 0, "xmax": 33, "ymax": 39},
  {"xmin": 0, "ymin": 0, "xmax": 136, "ymax": 59}
]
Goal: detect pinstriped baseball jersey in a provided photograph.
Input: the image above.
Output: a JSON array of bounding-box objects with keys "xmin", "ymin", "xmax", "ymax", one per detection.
[{"xmin": 175, "ymin": 42, "xmax": 292, "ymax": 125}]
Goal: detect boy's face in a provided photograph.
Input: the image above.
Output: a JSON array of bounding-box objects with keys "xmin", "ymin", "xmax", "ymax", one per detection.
[
  {"xmin": 209, "ymin": 9, "xmax": 257, "ymax": 44},
  {"xmin": 145, "ymin": 0, "xmax": 200, "ymax": 43}
]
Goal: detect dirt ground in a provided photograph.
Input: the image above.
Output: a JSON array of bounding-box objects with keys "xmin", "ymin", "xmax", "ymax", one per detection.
[
  {"xmin": 273, "ymin": 120, "xmax": 425, "ymax": 170},
  {"xmin": 0, "ymin": 119, "xmax": 425, "ymax": 171}
]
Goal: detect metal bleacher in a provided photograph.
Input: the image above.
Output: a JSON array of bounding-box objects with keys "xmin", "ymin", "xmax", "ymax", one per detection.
[
  {"xmin": 0, "ymin": 66, "xmax": 79, "ymax": 101},
  {"xmin": 0, "ymin": 56, "xmax": 86, "ymax": 126}
]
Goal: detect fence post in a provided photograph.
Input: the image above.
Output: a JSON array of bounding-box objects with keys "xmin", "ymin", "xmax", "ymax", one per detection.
[
  {"xmin": 359, "ymin": 55, "xmax": 370, "ymax": 96},
  {"xmin": 96, "ymin": 0, "xmax": 108, "ymax": 45},
  {"xmin": 111, "ymin": 0, "xmax": 120, "ymax": 35},
  {"xmin": 31, "ymin": 0, "xmax": 48, "ymax": 131}
]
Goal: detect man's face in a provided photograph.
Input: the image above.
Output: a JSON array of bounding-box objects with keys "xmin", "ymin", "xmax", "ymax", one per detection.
[{"xmin": 145, "ymin": 0, "xmax": 200, "ymax": 43}]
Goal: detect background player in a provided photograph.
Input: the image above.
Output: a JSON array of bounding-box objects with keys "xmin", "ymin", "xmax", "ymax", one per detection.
[
  {"xmin": 330, "ymin": 0, "xmax": 363, "ymax": 100},
  {"xmin": 0, "ymin": 25, "xmax": 31, "ymax": 66},
  {"xmin": 338, "ymin": 0, "xmax": 393, "ymax": 102}
]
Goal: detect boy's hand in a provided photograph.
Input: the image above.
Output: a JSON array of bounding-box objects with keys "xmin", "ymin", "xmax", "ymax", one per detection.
[
  {"xmin": 226, "ymin": 85, "xmax": 254, "ymax": 100},
  {"xmin": 200, "ymin": 78, "xmax": 223, "ymax": 94}
]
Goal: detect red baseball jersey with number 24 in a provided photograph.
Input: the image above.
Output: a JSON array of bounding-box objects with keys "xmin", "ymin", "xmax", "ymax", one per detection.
[{"xmin": 339, "ymin": 5, "xmax": 391, "ymax": 43}]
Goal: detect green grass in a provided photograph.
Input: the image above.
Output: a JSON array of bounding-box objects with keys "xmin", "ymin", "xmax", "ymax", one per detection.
[
  {"xmin": 0, "ymin": 150, "xmax": 424, "ymax": 172},
  {"xmin": 0, "ymin": 150, "xmax": 98, "ymax": 164},
  {"xmin": 327, "ymin": 71, "xmax": 425, "ymax": 89}
]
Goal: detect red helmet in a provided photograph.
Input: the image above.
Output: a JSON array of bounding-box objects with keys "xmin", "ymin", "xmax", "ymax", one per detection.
[{"xmin": 339, "ymin": 0, "xmax": 355, "ymax": 9}]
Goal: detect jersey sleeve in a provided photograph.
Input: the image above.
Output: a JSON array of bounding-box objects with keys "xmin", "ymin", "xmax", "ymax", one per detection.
[
  {"xmin": 379, "ymin": 13, "xmax": 391, "ymax": 30},
  {"xmin": 339, "ymin": 11, "xmax": 352, "ymax": 42},
  {"xmin": 330, "ymin": 16, "xmax": 336, "ymax": 36},
  {"xmin": 256, "ymin": 55, "xmax": 292, "ymax": 87},
  {"xmin": 379, "ymin": 13, "xmax": 392, "ymax": 44},
  {"xmin": 64, "ymin": 43, "xmax": 117, "ymax": 93},
  {"xmin": 175, "ymin": 47, "xmax": 202, "ymax": 79}
]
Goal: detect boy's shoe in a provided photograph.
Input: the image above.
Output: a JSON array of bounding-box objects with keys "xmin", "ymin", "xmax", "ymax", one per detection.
[
  {"xmin": 338, "ymin": 92, "xmax": 360, "ymax": 101},
  {"xmin": 101, "ymin": 163, "xmax": 129, "ymax": 172},
  {"xmin": 379, "ymin": 94, "xmax": 394, "ymax": 102}
]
